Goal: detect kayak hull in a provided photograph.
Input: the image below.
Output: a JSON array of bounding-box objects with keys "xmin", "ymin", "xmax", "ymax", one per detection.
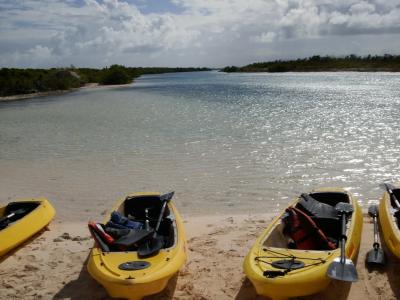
[
  {"xmin": 87, "ymin": 192, "xmax": 187, "ymax": 300},
  {"xmin": 243, "ymin": 188, "xmax": 362, "ymax": 300},
  {"xmin": 379, "ymin": 188, "xmax": 400, "ymax": 258},
  {"xmin": 0, "ymin": 198, "xmax": 56, "ymax": 257}
]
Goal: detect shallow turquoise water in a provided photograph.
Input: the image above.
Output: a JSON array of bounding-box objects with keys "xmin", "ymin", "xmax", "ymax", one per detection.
[{"xmin": 1, "ymin": 71, "xmax": 400, "ymax": 220}]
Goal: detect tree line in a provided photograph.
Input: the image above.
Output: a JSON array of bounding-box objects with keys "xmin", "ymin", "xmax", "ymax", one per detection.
[
  {"xmin": 0, "ymin": 65, "xmax": 209, "ymax": 97},
  {"xmin": 222, "ymin": 54, "xmax": 400, "ymax": 73}
]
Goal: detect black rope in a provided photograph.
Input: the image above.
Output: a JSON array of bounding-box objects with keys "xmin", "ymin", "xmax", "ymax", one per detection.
[
  {"xmin": 257, "ymin": 248, "xmax": 326, "ymax": 261},
  {"xmin": 254, "ymin": 248, "xmax": 326, "ymax": 277}
]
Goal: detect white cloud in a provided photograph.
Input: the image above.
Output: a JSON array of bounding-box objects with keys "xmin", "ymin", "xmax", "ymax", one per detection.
[
  {"xmin": 252, "ymin": 32, "xmax": 277, "ymax": 43},
  {"xmin": 349, "ymin": 2, "xmax": 376, "ymax": 14},
  {"xmin": 0, "ymin": 0, "xmax": 400, "ymax": 67}
]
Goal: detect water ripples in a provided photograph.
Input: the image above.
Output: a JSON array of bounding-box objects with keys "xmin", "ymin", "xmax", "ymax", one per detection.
[{"xmin": 1, "ymin": 71, "xmax": 400, "ymax": 219}]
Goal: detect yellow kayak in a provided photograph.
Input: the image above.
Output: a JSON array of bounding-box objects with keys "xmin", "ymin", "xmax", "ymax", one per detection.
[
  {"xmin": 379, "ymin": 183, "xmax": 400, "ymax": 258},
  {"xmin": 0, "ymin": 198, "xmax": 56, "ymax": 257},
  {"xmin": 243, "ymin": 188, "xmax": 362, "ymax": 300},
  {"xmin": 87, "ymin": 192, "xmax": 187, "ymax": 300}
]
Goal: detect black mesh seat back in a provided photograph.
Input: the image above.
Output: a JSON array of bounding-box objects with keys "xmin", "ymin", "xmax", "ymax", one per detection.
[
  {"xmin": 296, "ymin": 193, "xmax": 349, "ymax": 242},
  {"xmin": 309, "ymin": 192, "xmax": 350, "ymax": 207},
  {"xmin": 124, "ymin": 196, "xmax": 170, "ymax": 220},
  {"xmin": 297, "ymin": 194, "xmax": 339, "ymax": 220}
]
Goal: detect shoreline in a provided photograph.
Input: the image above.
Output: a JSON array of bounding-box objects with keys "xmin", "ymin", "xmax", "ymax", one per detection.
[
  {"xmin": 0, "ymin": 82, "xmax": 133, "ymax": 103},
  {"xmin": 0, "ymin": 213, "xmax": 398, "ymax": 299},
  {"xmin": 2, "ymin": 69, "xmax": 400, "ymax": 102}
]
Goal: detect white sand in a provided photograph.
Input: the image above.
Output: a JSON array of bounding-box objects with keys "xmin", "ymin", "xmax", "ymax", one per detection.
[{"xmin": 0, "ymin": 214, "xmax": 399, "ymax": 300}]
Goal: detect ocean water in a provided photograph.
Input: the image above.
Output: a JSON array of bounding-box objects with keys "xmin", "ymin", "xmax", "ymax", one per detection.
[{"xmin": 1, "ymin": 71, "xmax": 400, "ymax": 220}]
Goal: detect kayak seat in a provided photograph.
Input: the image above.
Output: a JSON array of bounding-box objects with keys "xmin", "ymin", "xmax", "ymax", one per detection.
[
  {"xmin": 87, "ymin": 195, "xmax": 176, "ymax": 251},
  {"xmin": 104, "ymin": 227, "xmax": 131, "ymax": 238},
  {"xmin": 124, "ymin": 195, "xmax": 175, "ymax": 248},
  {"xmin": 297, "ymin": 193, "xmax": 339, "ymax": 219},
  {"xmin": 113, "ymin": 229, "xmax": 154, "ymax": 250},
  {"xmin": 283, "ymin": 207, "xmax": 336, "ymax": 250},
  {"xmin": 124, "ymin": 195, "xmax": 168, "ymax": 222},
  {"xmin": 296, "ymin": 193, "xmax": 342, "ymax": 242},
  {"xmin": 308, "ymin": 192, "xmax": 350, "ymax": 206}
]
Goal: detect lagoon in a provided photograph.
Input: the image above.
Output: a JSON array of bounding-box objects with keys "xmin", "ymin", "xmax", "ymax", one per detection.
[{"xmin": 1, "ymin": 71, "xmax": 400, "ymax": 220}]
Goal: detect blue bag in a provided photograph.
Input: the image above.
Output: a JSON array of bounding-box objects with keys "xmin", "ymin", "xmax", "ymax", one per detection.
[{"xmin": 107, "ymin": 211, "xmax": 143, "ymax": 230}]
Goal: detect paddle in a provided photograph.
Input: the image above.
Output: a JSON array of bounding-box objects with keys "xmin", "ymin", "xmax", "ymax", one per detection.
[
  {"xmin": 380, "ymin": 183, "xmax": 400, "ymax": 220},
  {"xmin": 0, "ymin": 208, "xmax": 27, "ymax": 230},
  {"xmin": 326, "ymin": 202, "xmax": 358, "ymax": 282},
  {"xmin": 366, "ymin": 205, "xmax": 386, "ymax": 266},
  {"xmin": 138, "ymin": 192, "xmax": 174, "ymax": 258},
  {"xmin": 144, "ymin": 207, "xmax": 150, "ymax": 231}
]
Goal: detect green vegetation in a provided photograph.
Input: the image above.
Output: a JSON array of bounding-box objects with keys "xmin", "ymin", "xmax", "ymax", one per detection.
[
  {"xmin": 0, "ymin": 65, "xmax": 209, "ymax": 97},
  {"xmin": 222, "ymin": 55, "xmax": 400, "ymax": 73},
  {"xmin": 99, "ymin": 65, "xmax": 131, "ymax": 85}
]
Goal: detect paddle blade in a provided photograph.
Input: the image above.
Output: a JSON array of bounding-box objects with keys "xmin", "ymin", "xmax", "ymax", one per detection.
[
  {"xmin": 327, "ymin": 257, "xmax": 358, "ymax": 282},
  {"xmin": 366, "ymin": 247, "xmax": 386, "ymax": 267},
  {"xmin": 335, "ymin": 202, "xmax": 354, "ymax": 215},
  {"xmin": 137, "ymin": 236, "xmax": 163, "ymax": 258},
  {"xmin": 160, "ymin": 191, "xmax": 174, "ymax": 202},
  {"xmin": 368, "ymin": 205, "xmax": 379, "ymax": 218},
  {"xmin": 380, "ymin": 182, "xmax": 396, "ymax": 192}
]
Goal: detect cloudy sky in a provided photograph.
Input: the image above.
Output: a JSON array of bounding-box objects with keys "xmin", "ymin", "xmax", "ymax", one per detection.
[{"xmin": 1, "ymin": 0, "xmax": 400, "ymax": 68}]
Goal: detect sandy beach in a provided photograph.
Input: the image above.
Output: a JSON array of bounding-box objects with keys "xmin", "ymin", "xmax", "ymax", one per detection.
[
  {"xmin": 0, "ymin": 82, "xmax": 134, "ymax": 102},
  {"xmin": 0, "ymin": 213, "xmax": 399, "ymax": 300}
]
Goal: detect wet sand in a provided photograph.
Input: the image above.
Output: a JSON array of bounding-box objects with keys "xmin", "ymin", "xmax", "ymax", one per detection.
[{"xmin": 0, "ymin": 213, "xmax": 399, "ymax": 300}]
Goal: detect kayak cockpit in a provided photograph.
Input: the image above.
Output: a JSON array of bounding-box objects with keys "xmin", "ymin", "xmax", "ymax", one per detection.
[
  {"xmin": 122, "ymin": 194, "xmax": 177, "ymax": 249},
  {"xmin": 262, "ymin": 191, "xmax": 351, "ymax": 251},
  {"xmin": 88, "ymin": 194, "xmax": 177, "ymax": 253},
  {"xmin": 388, "ymin": 188, "xmax": 400, "ymax": 228},
  {"xmin": 0, "ymin": 201, "xmax": 41, "ymax": 230}
]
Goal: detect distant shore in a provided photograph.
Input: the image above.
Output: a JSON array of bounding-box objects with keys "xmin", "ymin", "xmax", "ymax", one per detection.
[
  {"xmin": 223, "ymin": 68, "xmax": 400, "ymax": 73},
  {"xmin": 222, "ymin": 55, "xmax": 400, "ymax": 73},
  {"xmin": 0, "ymin": 66, "xmax": 210, "ymax": 102}
]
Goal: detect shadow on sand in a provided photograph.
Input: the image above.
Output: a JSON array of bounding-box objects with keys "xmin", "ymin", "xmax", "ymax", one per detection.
[
  {"xmin": 235, "ymin": 277, "xmax": 268, "ymax": 300},
  {"xmin": 235, "ymin": 276, "xmax": 352, "ymax": 300},
  {"xmin": 53, "ymin": 255, "xmax": 178, "ymax": 300},
  {"xmin": 53, "ymin": 255, "xmax": 111, "ymax": 300},
  {"xmin": 380, "ymin": 242, "xmax": 400, "ymax": 298},
  {"xmin": 0, "ymin": 227, "xmax": 48, "ymax": 264}
]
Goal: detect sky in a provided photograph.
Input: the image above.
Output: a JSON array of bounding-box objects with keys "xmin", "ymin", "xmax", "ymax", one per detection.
[{"xmin": 1, "ymin": 0, "xmax": 400, "ymax": 68}]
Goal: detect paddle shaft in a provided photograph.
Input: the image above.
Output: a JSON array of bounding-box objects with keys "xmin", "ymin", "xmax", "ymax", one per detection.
[
  {"xmin": 339, "ymin": 213, "xmax": 347, "ymax": 264},
  {"xmin": 370, "ymin": 214, "xmax": 381, "ymax": 250},
  {"xmin": 144, "ymin": 208, "xmax": 150, "ymax": 231},
  {"xmin": 153, "ymin": 200, "xmax": 168, "ymax": 238}
]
